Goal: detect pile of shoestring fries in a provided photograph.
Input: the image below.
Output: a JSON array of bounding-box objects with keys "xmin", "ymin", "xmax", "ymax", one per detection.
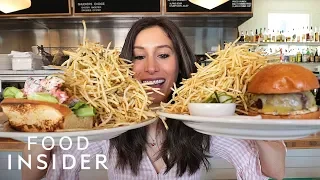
[
  {"xmin": 61, "ymin": 20, "xmax": 160, "ymax": 128},
  {"xmin": 161, "ymin": 40, "xmax": 278, "ymax": 114}
]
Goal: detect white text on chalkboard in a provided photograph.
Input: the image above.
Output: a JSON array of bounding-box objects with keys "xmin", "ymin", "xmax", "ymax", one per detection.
[{"xmin": 77, "ymin": 1, "xmax": 106, "ymax": 12}]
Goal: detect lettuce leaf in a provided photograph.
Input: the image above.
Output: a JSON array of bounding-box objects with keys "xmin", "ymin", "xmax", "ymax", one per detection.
[
  {"xmin": 27, "ymin": 93, "xmax": 58, "ymax": 103},
  {"xmin": 71, "ymin": 101, "xmax": 95, "ymax": 117},
  {"xmin": 3, "ymin": 87, "xmax": 24, "ymax": 99}
]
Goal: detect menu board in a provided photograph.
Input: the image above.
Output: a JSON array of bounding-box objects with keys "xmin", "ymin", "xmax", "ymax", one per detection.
[
  {"xmin": 74, "ymin": 0, "xmax": 161, "ymax": 14},
  {"xmin": 165, "ymin": 0, "xmax": 252, "ymax": 13},
  {"xmin": 0, "ymin": 0, "xmax": 71, "ymax": 16}
]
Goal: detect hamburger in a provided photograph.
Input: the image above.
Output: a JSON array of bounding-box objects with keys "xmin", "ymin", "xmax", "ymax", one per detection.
[
  {"xmin": 247, "ymin": 63, "xmax": 320, "ymax": 119},
  {"xmin": 0, "ymin": 76, "xmax": 95, "ymax": 132}
]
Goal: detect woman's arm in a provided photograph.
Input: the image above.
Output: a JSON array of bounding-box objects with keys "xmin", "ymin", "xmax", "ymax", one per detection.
[
  {"xmin": 256, "ymin": 140, "xmax": 286, "ymax": 180},
  {"xmin": 210, "ymin": 136, "xmax": 286, "ymax": 180},
  {"xmin": 22, "ymin": 144, "xmax": 51, "ymax": 180}
]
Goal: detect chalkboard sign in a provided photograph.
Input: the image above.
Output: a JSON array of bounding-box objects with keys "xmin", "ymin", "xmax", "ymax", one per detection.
[
  {"xmin": 0, "ymin": 0, "xmax": 71, "ymax": 16},
  {"xmin": 165, "ymin": 0, "xmax": 252, "ymax": 13},
  {"xmin": 74, "ymin": 0, "xmax": 161, "ymax": 14}
]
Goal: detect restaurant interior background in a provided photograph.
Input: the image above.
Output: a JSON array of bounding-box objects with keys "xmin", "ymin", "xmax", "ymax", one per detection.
[{"xmin": 0, "ymin": 0, "xmax": 320, "ymax": 179}]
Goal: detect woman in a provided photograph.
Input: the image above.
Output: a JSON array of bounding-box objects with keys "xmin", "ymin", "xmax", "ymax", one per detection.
[{"xmin": 25, "ymin": 17, "xmax": 286, "ymax": 180}]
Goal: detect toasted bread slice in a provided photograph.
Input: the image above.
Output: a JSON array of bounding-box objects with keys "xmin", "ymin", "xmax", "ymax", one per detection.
[{"xmin": 0, "ymin": 98, "xmax": 93, "ymax": 132}]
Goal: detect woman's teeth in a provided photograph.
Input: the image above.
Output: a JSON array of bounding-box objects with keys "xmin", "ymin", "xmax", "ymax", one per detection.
[{"xmin": 142, "ymin": 79, "xmax": 165, "ymax": 85}]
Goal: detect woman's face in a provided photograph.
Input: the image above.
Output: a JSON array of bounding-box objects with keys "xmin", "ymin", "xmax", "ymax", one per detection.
[{"xmin": 132, "ymin": 26, "xmax": 179, "ymax": 105}]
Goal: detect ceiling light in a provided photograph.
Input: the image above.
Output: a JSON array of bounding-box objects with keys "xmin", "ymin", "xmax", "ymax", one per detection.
[
  {"xmin": 0, "ymin": 0, "xmax": 31, "ymax": 14},
  {"xmin": 189, "ymin": 0, "xmax": 230, "ymax": 10}
]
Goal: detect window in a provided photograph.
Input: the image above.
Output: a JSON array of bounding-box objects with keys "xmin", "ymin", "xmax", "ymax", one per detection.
[{"xmin": 268, "ymin": 13, "xmax": 309, "ymax": 32}]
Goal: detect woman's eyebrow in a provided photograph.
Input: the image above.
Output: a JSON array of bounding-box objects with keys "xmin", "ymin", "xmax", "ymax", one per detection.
[
  {"xmin": 133, "ymin": 45, "xmax": 173, "ymax": 51},
  {"xmin": 133, "ymin": 46, "xmax": 144, "ymax": 50},
  {"xmin": 156, "ymin": 45, "xmax": 173, "ymax": 50}
]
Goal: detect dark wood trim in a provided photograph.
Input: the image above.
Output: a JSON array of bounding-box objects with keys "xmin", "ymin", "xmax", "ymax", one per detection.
[
  {"xmin": 73, "ymin": 0, "xmax": 162, "ymax": 16},
  {"xmin": 73, "ymin": 12, "xmax": 162, "ymax": 16},
  {"xmin": 163, "ymin": 0, "xmax": 253, "ymax": 15},
  {"xmin": 0, "ymin": 134, "xmax": 320, "ymax": 151},
  {"xmin": 284, "ymin": 133, "xmax": 320, "ymax": 149},
  {"xmin": 0, "ymin": 0, "xmax": 72, "ymax": 18},
  {"xmin": 0, "ymin": 138, "xmax": 25, "ymax": 151},
  {"xmin": 164, "ymin": 12, "xmax": 253, "ymax": 15}
]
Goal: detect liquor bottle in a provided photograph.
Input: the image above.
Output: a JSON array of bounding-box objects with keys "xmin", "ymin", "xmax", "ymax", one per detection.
[
  {"xmin": 315, "ymin": 48, "xmax": 320, "ymax": 62},
  {"xmin": 303, "ymin": 48, "xmax": 310, "ymax": 62},
  {"xmin": 297, "ymin": 27, "xmax": 301, "ymax": 42},
  {"xmin": 244, "ymin": 31, "xmax": 249, "ymax": 42},
  {"xmin": 306, "ymin": 26, "xmax": 310, "ymax": 42},
  {"xmin": 263, "ymin": 28, "xmax": 268, "ymax": 42},
  {"xmin": 318, "ymin": 26, "xmax": 320, "ymax": 42},
  {"xmin": 271, "ymin": 29, "xmax": 276, "ymax": 42},
  {"xmin": 251, "ymin": 30, "xmax": 255, "ymax": 42},
  {"xmin": 292, "ymin": 29, "xmax": 296, "ymax": 42},
  {"xmin": 255, "ymin": 29, "xmax": 259, "ymax": 42},
  {"xmin": 309, "ymin": 26, "xmax": 314, "ymax": 42},
  {"xmin": 315, "ymin": 27, "xmax": 319, "ymax": 42},
  {"xmin": 239, "ymin": 31, "xmax": 244, "ymax": 42},
  {"xmin": 286, "ymin": 30, "xmax": 291, "ymax": 42},
  {"xmin": 310, "ymin": 48, "xmax": 315, "ymax": 62},
  {"xmin": 296, "ymin": 49, "xmax": 302, "ymax": 62},
  {"xmin": 281, "ymin": 30, "xmax": 286, "ymax": 42},
  {"xmin": 276, "ymin": 30, "xmax": 282, "ymax": 42},
  {"xmin": 267, "ymin": 29, "xmax": 271, "ymax": 42},
  {"xmin": 259, "ymin": 28, "xmax": 264, "ymax": 42},
  {"xmin": 302, "ymin": 27, "xmax": 306, "ymax": 42}
]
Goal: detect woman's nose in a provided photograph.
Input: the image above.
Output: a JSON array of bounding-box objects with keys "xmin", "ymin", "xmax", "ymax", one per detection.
[{"xmin": 144, "ymin": 57, "xmax": 159, "ymax": 74}]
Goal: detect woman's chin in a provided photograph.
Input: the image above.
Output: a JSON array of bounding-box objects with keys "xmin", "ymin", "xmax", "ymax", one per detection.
[{"xmin": 149, "ymin": 94, "xmax": 167, "ymax": 105}]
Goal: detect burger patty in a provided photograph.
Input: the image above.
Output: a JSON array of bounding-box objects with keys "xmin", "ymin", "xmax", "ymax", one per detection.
[{"xmin": 249, "ymin": 91, "xmax": 318, "ymax": 115}]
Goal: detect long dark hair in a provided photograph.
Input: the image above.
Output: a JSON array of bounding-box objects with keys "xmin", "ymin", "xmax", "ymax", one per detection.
[{"xmin": 110, "ymin": 17, "xmax": 211, "ymax": 177}]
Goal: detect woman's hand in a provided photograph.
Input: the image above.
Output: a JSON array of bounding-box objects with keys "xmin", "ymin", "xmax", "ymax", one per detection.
[{"xmin": 256, "ymin": 140, "xmax": 286, "ymax": 180}]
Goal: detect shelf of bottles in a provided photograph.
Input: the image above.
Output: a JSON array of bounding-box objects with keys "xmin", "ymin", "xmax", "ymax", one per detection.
[
  {"xmin": 238, "ymin": 42, "xmax": 320, "ymax": 46},
  {"xmin": 238, "ymin": 27, "xmax": 320, "ymax": 64}
]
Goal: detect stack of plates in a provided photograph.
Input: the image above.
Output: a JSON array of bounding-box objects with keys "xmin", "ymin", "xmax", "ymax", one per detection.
[{"xmin": 0, "ymin": 54, "xmax": 11, "ymax": 70}]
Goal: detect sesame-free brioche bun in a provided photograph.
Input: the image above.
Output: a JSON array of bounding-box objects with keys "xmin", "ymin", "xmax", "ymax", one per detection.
[
  {"xmin": 248, "ymin": 63, "xmax": 319, "ymax": 94},
  {"xmin": 0, "ymin": 98, "xmax": 93, "ymax": 132},
  {"xmin": 247, "ymin": 63, "xmax": 320, "ymax": 119},
  {"xmin": 248, "ymin": 109, "xmax": 320, "ymax": 119}
]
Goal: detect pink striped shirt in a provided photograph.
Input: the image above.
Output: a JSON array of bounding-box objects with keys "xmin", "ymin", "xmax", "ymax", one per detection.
[{"xmin": 46, "ymin": 136, "xmax": 270, "ymax": 180}]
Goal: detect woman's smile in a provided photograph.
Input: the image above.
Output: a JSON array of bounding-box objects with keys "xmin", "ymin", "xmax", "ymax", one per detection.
[
  {"xmin": 142, "ymin": 78, "xmax": 166, "ymax": 89},
  {"xmin": 133, "ymin": 26, "xmax": 179, "ymax": 104}
]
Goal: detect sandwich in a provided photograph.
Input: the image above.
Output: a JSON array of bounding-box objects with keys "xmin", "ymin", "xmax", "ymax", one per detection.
[
  {"xmin": 0, "ymin": 76, "xmax": 95, "ymax": 132},
  {"xmin": 247, "ymin": 63, "xmax": 320, "ymax": 119}
]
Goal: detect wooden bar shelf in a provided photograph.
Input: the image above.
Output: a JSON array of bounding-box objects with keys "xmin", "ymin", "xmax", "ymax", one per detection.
[{"xmin": 0, "ymin": 135, "xmax": 319, "ymax": 151}]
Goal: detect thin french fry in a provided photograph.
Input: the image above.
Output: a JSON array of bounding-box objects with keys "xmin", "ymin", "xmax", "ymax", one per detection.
[
  {"xmin": 161, "ymin": 39, "xmax": 277, "ymax": 114},
  {"xmin": 61, "ymin": 20, "xmax": 161, "ymax": 128}
]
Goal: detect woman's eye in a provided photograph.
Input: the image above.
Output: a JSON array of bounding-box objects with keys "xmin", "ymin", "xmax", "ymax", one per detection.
[
  {"xmin": 158, "ymin": 54, "xmax": 169, "ymax": 59},
  {"xmin": 133, "ymin": 56, "xmax": 144, "ymax": 60}
]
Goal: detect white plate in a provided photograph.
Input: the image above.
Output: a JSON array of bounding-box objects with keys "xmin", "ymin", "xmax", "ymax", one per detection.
[
  {"xmin": 0, "ymin": 117, "xmax": 157, "ymax": 145},
  {"xmin": 157, "ymin": 111, "xmax": 320, "ymax": 140}
]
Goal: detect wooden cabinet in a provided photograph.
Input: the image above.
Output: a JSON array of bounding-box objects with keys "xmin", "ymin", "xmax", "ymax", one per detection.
[{"xmin": 285, "ymin": 133, "xmax": 320, "ymax": 149}]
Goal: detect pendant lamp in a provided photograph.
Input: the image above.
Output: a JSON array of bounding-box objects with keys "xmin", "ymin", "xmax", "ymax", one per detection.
[
  {"xmin": 0, "ymin": 0, "xmax": 31, "ymax": 13},
  {"xmin": 189, "ymin": 0, "xmax": 230, "ymax": 10}
]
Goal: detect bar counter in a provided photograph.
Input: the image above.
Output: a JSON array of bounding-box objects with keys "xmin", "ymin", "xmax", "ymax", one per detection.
[{"xmin": 0, "ymin": 135, "xmax": 319, "ymax": 151}]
